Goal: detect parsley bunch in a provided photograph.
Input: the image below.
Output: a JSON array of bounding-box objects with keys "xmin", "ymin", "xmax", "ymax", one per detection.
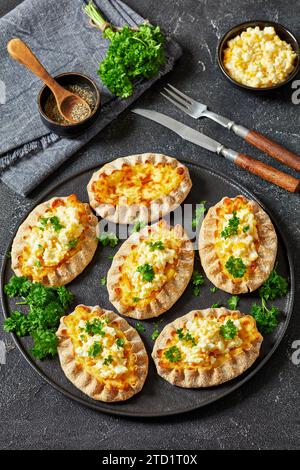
[
  {"xmin": 83, "ymin": 1, "xmax": 166, "ymax": 98},
  {"xmin": 3, "ymin": 276, "xmax": 74, "ymax": 359}
]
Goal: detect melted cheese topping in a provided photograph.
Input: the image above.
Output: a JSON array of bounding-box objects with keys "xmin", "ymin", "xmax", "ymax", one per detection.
[
  {"xmin": 118, "ymin": 227, "xmax": 182, "ymax": 308},
  {"xmin": 92, "ymin": 163, "xmax": 185, "ymax": 206},
  {"xmin": 64, "ymin": 306, "xmax": 138, "ymax": 389},
  {"xmin": 214, "ymin": 197, "xmax": 259, "ymax": 280},
  {"xmin": 160, "ymin": 312, "xmax": 261, "ymax": 370},
  {"xmin": 223, "ymin": 26, "xmax": 296, "ymax": 88},
  {"xmin": 19, "ymin": 195, "xmax": 89, "ymax": 281}
]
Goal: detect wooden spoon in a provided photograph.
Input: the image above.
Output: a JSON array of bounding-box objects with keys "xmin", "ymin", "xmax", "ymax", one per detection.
[{"xmin": 7, "ymin": 38, "xmax": 91, "ymax": 124}]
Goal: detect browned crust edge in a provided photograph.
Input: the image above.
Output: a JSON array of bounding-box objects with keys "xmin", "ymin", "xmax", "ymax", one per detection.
[
  {"xmin": 152, "ymin": 307, "xmax": 263, "ymax": 388},
  {"xmin": 198, "ymin": 195, "xmax": 277, "ymax": 294},
  {"xmin": 56, "ymin": 305, "xmax": 149, "ymax": 402},
  {"xmin": 106, "ymin": 220, "xmax": 195, "ymax": 320},
  {"xmin": 87, "ymin": 153, "xmax": 192, "ymax": 224},
  {"xmin": 11, "ymin": 196, "xmax": 98, "ymax": 286}
]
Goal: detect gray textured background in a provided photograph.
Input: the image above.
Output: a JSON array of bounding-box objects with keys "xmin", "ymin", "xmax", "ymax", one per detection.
[{"xmin": 0, "ymin": 0, "xmax": 299, "ymax": 450}]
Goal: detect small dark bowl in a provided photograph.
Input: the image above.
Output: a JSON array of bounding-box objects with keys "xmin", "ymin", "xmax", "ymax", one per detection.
[
  {"xmin": 38, "ymin": 72, "xmax": 101, "ymax": 137},
  {"xmin": 217, "ymin": 20, "xmax": 300, "ymax": 91}
]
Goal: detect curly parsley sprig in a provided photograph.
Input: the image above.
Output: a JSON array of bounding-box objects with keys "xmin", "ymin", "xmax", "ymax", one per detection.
[
  {"xmin": 250, "ymin": 268, "xmax": 289, "ymax": 335},
  {"xmin": 3, "ymin": 276, "xmax": 74, "ymax": 360}
]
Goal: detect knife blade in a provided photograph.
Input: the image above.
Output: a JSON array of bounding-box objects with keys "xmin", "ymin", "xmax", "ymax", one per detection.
[
  {"xmin": 131, "ymin": 108, "xmax": 300, "ymax": 193},
  {"xmin": 132, "ymin": 108, "xmax": 224, "ymax": 154}
]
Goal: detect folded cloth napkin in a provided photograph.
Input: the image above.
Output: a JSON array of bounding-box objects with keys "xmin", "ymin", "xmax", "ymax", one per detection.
[{"xmin": 0, "ymin": 0, "xmax": 181, "ymax": 196}]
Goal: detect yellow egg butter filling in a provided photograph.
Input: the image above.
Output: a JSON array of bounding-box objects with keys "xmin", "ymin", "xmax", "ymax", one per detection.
[
  {"xmin": 223, "ymin": 26, "xmax": 297, "ymax": 88},
  {"xmin": 64, "ymin": 306, "xmax": 138, "ymax": 389},
  {"xmin": 92, "ymin": 162, "xmax": 185, "ymax": 206},
  {"xmin": 20, "ymin": 195, "xmax": 89, "ymax": 280},
  {"xmin": 117, "ymin": 228, "xmax": 183, "ymax": 308},
  {"xmin": 159, "ymin": 312, "xmax": 261, "ymax": 370},
  {"xmin": 214, "ymin": 197, "xmax": 259, "ymax": 281}
]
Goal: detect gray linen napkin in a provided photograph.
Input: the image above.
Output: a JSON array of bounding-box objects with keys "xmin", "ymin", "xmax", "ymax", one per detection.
[{"xmin": 0, "ymin": 0, "xmax": 181, "ymax": 196}]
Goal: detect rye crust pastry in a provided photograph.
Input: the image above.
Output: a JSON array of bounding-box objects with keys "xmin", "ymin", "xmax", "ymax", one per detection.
[
  {"xmin": 199, "ymin": 195, "xmax": 277, "ymax": 294},
  {"xmin": 107, "ymin": 220, "xmax": 194, "ymax": 320},
  {"xmin": 87, "ymin": 153, "xmax": 192, "ymax": 224},
  {"xmin": 57, "ymin": 305, "xmax": 148, "ymax": 402},
  {"xmin": 11, "ymin": 195, "xmax": 98, "ymax": 286},
  {"xmin": 152, "ymin": 308, "xmax": 263, "ymax": 388}
]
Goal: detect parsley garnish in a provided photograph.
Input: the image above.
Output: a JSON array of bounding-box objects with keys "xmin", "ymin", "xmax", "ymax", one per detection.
[
  {"xmin": 100, "ymin": 276, "xmax": 106, "ymax": 286},
  {"xmin": 147, "ymin": 240, "xmax": 165, "ymax": 251},
  {"xmin": 250, "ymin": 300, "xmax": 279, "ymax": 335},
  {"xmin": 108, "ymin": 255, "xmax": 114, "ymax": 261},
  {"xmin": 191, "ymin": 270, "xmax": 205, "ymax": 296},
  {"xmin": 85, "ymin": 318, "xmax": 105, "ymax": 337},
  {"xmin": 3, "ymin": 276, "xmax": 73, "ymax": 359},
  {"xmin": 192, "ymin": 201, "xmax": 207, "ymax": 229},
  {"xmin": 132, "ymin": 296, "xmax": 140, "ymax": 303},
  {"xmin": 137, "ymin": 263, "xmax": 155, "ymax": 282},
  {"xmin": 243, "ymin": 225, "xmax": 250, "ymax": 233},
  {"xmin": 39, "ymin": 217, "xmax": 48, "ymax": 227},
  {"xmin": 88, "ymin": 341, "xmax": 103, "ymax": 358},
  {"xmin": 68, "ymin": 238, "xmax": 78, "ymax": 249},
  {"xmin": 249, "ymin": 268, "xmax": 289, "ymax": 335},
  {"xmin": 220, "ymin": 320, "xmax": 238, "ymax": 339},
  {"xmin": 210, "ymin": 286, "xmax": 217, "ymax": 293},
  {"xmin": 221, "ymin": 210, "xmax": 239, "ymax": 239},
  {"xmin": 39, "ymin": 216, "xmax": 64, "ymax": 232},
  {"xmin": 131, "ymin": 221, "xmax": 147, "ymax": 233},
  {"xmin": 227, "ymin": 295, "xmax": 239, "ymax": 310},
  {"xmin": 116, "ymin": 338, "xmax": 125, "ymax": 348},
  {"xmin": 97, "ymin": 232, "xmax": 119, "ymax": 248},
  {"xmin": 30, "ymin": 328, "xmax": 58, "ymax": 360},
  {"xmin": 225, "ymin": 256, "xmax": 247, "ymax": 278},
  {"xmin": 164, "ymin": 346, "xmax": 182, "ymax": 363},
  {"xmin": 258, "ymin": 268, "xmax": 289, "ymax": 301},
  {"xmin": 35, "ymin": 260, "xmax": 42, "ymax": 267},
  {"xmin": 135, "ymin": 322, "xmax": 146, "ymax": 333},
  {"xmin": 4, "ymin": 311, "xmax": 30, "ymax": 336},
  {"xmin": 211, "ymin": 302, "xmax": 221, "ymax": 308},
  {"xmin": 151, "ymin": 323, "xmax": 160, "ymax": 341},
  {"xmin": 103, "ymin": 354, "xmax": 113, "ymax": 365},
  {"xmin": 56, "ymin": 286, "xmax": 74, "ymax": 308},
  {"xmin": 176, "ymin": 328, "xmax": 196, "ymax": 346}
]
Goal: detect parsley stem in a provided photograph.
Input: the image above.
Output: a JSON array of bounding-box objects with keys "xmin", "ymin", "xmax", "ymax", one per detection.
[{"xmin": 83, "ymin": 1, "xmax": 110, "ymax": 31}]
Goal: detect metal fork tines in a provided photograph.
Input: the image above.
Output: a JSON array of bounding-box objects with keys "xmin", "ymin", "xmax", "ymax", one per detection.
[
  {"xmin": 161, "ymin": 83, "xmax": 234, "ymax": 129},
  {"xmin": 161, "ymin": 83, "xmax": 207, "ymax": 118}
]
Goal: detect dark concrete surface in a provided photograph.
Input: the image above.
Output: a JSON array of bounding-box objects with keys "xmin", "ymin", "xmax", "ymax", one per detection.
[{"xmin": 0, "ymin": 0, "xmax": 299, "ymax": 450}]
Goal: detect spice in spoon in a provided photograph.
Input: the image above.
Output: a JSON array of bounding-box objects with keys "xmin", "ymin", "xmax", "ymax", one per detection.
[{"xmin": 44, "ymin": 84, "xmax": 96, "ymax": 124}]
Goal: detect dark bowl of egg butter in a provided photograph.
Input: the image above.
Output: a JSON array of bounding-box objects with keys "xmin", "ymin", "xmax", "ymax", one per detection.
[{"xmin": 38, "ymin": 72, "xmax": 101, "ymax": 138}]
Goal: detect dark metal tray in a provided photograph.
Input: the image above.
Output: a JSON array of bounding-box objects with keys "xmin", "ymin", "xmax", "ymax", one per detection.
[{"xmin": 1, "ymin": 161, "xmax": 294, "ymax": 417}]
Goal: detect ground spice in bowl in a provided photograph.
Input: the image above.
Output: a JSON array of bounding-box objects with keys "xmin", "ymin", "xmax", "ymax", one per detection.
[{"xmin": 44, "ymin": 84, "xmax": 97, "ymax": 124}]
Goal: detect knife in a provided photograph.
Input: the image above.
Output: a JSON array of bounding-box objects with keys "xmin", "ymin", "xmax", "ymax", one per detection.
[{"xmin": 131, "ymin": 108, "xmax": 299, "ymax": 193}]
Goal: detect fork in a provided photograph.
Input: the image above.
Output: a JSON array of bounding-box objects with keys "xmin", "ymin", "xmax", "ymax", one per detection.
[{"xmin": 161, "ymin": 84, "xmax": 300, "ymax": 172}]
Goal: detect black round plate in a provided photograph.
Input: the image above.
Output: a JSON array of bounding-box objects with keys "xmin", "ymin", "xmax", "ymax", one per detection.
[{"xmin": 0, "ymin": 162, "xmax": 294, "ymax": 417}]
